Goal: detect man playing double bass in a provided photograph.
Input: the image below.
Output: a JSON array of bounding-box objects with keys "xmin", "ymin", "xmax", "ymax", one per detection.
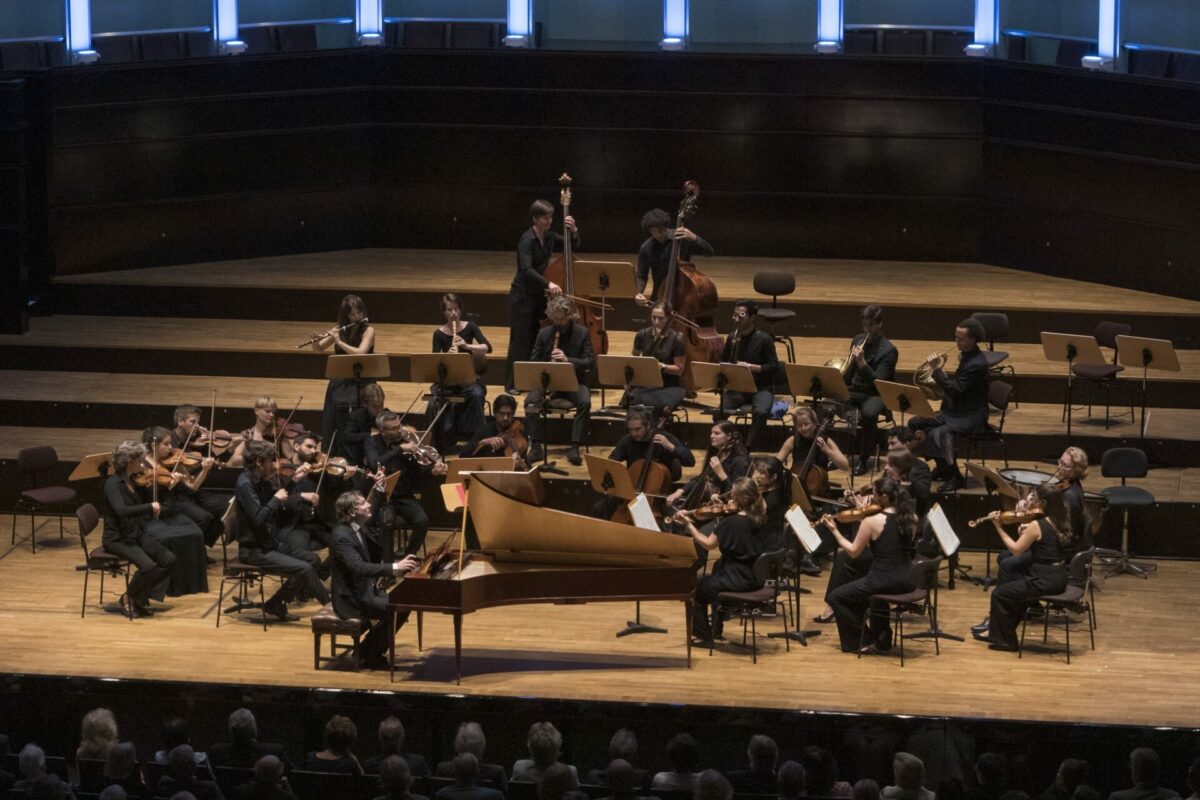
[
  {"xmin": 634, "ymin": 208, "xmax": 714, "ymax": 307},
  {"xmin": 506, "ymin": 199, "xmax": 579, "ymax": 394}
]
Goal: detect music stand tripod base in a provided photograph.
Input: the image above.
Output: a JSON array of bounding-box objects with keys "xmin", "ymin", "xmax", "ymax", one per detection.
[{"xmin": 616, "ymin": 602, "xmax": 668, "ymax": 637}]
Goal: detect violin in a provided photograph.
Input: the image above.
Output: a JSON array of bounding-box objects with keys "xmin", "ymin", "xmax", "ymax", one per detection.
[
  {"xmin": 161, "ymin": 448, "xmax": 204, "ymax": 470},
  {"xmin": 266, "ymin": 417, "xmax": 305, "ymax": 441},
  {"xmin": 132, "ymin": 460, "xmax": 177, "ymax": 488},
  {"xmin": 663, "ymin": 493, "xmax": 738, "ymax": 527},
  {"xmin": 825, "ymin": 504, "xmax": 883, "ymax": 524},
  {"xmin": 968, "ymin": 509, "xmax": 1044, "ymax": 528},
  {"xmin": 312, "ymin": 454, "xmax": 355, "ymax": 478},
  {"xmin": 193, "ymin": 429, "xmax": 246, "ymax": 455}
]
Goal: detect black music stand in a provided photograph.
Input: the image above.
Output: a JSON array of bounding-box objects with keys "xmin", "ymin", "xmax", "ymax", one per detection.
[
  {"xmin": 958, "ymin": 461, "xmax": 1021, "ymax": 589},
  {"xmin": 874, "ymin": 379, "xmax": 936, "ymax": 426},
  {"xmin": 411, "ymin": 352, "xmax": 476, "ymax": 452},
  {"xmin": 690, "ymin": 361, "xmax": 756, "ymax": 420},
  {"xmin": 325, "ymin": 353, "xmax": 391, "ymax": 411},
  {"xmin": 1040, "ymin": 332, "xmax": 1105, "ymax": 449},
  {"xmin": 514, "ymin": 361, "xmax": 579, "ymax": 474},
  {"xmin": 905, "ymin": 503, "xmax": 965, "ymax": 642},
  {"xmin": 1116, "ymin": 335, "xmax": 1181, "ymax": 440},
  {"xmin": 576, "ymin": 259, "xmax": 635, "ymax": 410},
  {"xmin": 596, "ymin": 354, "xmax": 663, "ymax": 417},
  {"xmin": 768, "ymin": 506, "xmax": 822, "ymax": 646},
  {"xmin": 785, "ymin": 363, "xmax": 850, "ymax": 405}
]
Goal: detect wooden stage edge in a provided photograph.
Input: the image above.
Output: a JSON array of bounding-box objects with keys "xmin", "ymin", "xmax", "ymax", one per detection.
[{"xmin": 4, "ymin": 520, "xmax": 1199, "ymax": 730}]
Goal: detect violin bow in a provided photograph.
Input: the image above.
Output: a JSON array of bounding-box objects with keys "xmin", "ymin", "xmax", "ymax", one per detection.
[
  {"xmin": 169, "ymin": 425, "xmax": 199, "ymax": 483},
  {"xmin": 314, "ymin": 430, "xmax": 335, "ymax": 498},
  {"xmin": 208, "ymin": 390, "xmax": 217, "ymax": 460},
  {"xmin": 275, "ymin": 396, "xmax": 304, "ymax": 457}
]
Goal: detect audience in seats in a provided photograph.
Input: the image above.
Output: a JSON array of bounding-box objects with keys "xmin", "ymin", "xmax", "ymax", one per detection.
[
  {"xmin": 800, "ymin": 746, "xmax": 853, "ymax": 798},
  {"xmin": 777, "ymin": 761, "xmax": 807, "ymax": 800},
  {"xmin": 652, "ymin": 734, "xmax": 703, "ymax": 792},
  {"xmin": 597, "ymin": 759, "xmax": 649, "ymax": 800},
  {"xmin": 885, "ymin": 753, "xmax": 935, "ymax": 800},
  {"xmin": 727, "ymin": 735, "xmax": 778, "ymax": 795},
  {"xmin": 156, "ymin": 745, "xmax": 224, "ymax": 800},
  {"xmin": 100, "ymin": 743, "xmax": 150, "ymax": 799},
  {"xmin": 436, "ymin": 722, "xmax": 507, "ymax": 793},
  {"xmin": 365, "ymin": 716, "xmax": 432, "ymax": 778},
  {"xmin": 435, "ymin": 753, "xmax": 504, "ymax": 800},
  {"xmin": 376, "ymin": 755, "xmax": 430, "ymax": 800},
  {"xmin": 537, "ymin": 763, "xmax": 586, "ymax": 800},
  {"xmin": 154, "ymin": 717, "xmax": 217, "ymax": 782},
  {"xmin": 696, "ymin": 769, "xmax": 734, "ymax": 800},
  {"xmin": 1108, "ymin": 749, "xmax": 1181, "ymax": 800},
  {"xmin": 231, "ymin": 756, "xmax": 297, "ymax": 800},
  {"xmin": 855, "ymin": 778, "xmax": 882, "ymax": 800},
  {"xmin": 303, "ymin": 715, "xmax": 362, "ymax": 775},
  {"xmin": 512, "ymin": 723, "xmax": 577, "ymax": 784},
  {"xmin": 210, "ymin": 709, "xmax": 291, "ymax": 770},
  {"xmin": 585, "ymin": 729, "xmax": 648, "ymax": 790}
]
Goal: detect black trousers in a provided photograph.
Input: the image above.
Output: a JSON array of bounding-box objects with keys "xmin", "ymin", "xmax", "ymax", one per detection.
[
  {"xmin": 988, "ymin": 562, "xmax": 1067, "ymax": 648},
  {"xmin": 237, "ymin": 546, "xmax": 329, "ymax": 607},
  {"xmin": 174, "ymin": 490, "xmax": 228, "ymax": 546},
  {"xmin": 105, "ymin": 535, "xmax": 176, "ymax": 605},
  {"xmin": 692, "ymin": 570, "xmax": 751, "ymax": 639},
  {"xmin": 628, "ymin": 385, "xmax": 687, "ymax": 414},
  {"xmin": 850, "ymin": 393, "xmax": 890, "ymax": 461},
  {"xmin": 433, "ymin": 381, "xmax": 487, "ymax": 449},
  {"xmin": 506, "ymin": 290, "xmax": 545, "ymax": 391},
  {"xmin": 828, "ymin": 571, "xmax": 913, "ymax": 652},
  {"xmin": 378, "ymin": 495, "xmax": 429, "ymax": 559},
  {"xmin": 716, "ymin": 388, "xmax": 774, "ymax": 449},
  {"xmin": 823, "ymin": 549, "xmax": 873, "ymax": 604},
  {"xmin": 525, "ymin": 386, "xmax": 591, "ymax": 446},
  {"xmin": 909, "ymin": 414, "xmax": 957, "ymax": 477}
]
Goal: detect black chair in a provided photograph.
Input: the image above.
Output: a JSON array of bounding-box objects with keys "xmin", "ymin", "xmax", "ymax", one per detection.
[
  {"xmin": 239, "ymin": 26, "xmax": 277, "ymax": 54},
  {"xmin": 286, "ymin": 770, "xmax": 361, "ymax": 800},
  {"xmin": 1054, "ymin": 39, "xmax": 1092, "ymax": 68},
  {"xmin": 92, "ymin": 35, "xmax": 140, "ymax": 63},
  {"xmin": 212, "ymin": 766, "xmax": 257, "ymax": 797},
  {"xmin": 711, "ymin": 549, "xmax": 790, "ymax": 663},
  {"xmin": 932, "ymin": 30, "xmax": 972, "ymax": 56},
  {"xmin": 1020, "ymin": 547, "xmax": 1096, "ymax": 664},
  {"xmin": 449, "ymin": 22, "xmax": 498, "ymax": 49},
  {"xmin": 13, "ymin": 445, "xmax": 77, "ymax": 553},
  {"xmin": 276, "ymin": 24, "xmax": 318, "ymax": 52},
  {"xmin": 1098, "ymin": 448, "xmax": 1156, "ymax": 579},
  {"xmin": 138, "ymin": 32, "xmax": 184, "ymax": 61},
  {"xmin": 752, "ymin": 271, "xmax": 797, "ymax": 364},
  {"xmin": 1070, "ymin": 321, "xmax": 1134, "ymax": 430},
  {"xmin": 1005, "ymin": 35, "xmax": 1027, "ymax": 62},
  {"xmin": 1173, "ymin": 53, "xmax": 1200, "ymax": 82},
  {"xmin": 843, "ymin": 29, "xmax": 876, "ymax": 54},
  {"xmin": 959, "ymin": 380, "xmax": 1013, "ymax": 469},
  {"xmin": 861, "ymin": 557, "xmax": 942, "ymax": 667},
  {"xmin": 0, "ymin": 41, "xmax": 45, "ymax": 70},
  {"xmin": 184, "ymin": 31, "xmax": 214, "ymax": 57},
  {"xmin": 881, "ymin": 30, "xmax": 927, "ymax": 56},
  {"xmin": 75, "ymin": 503, "xmax": 132, "ymax": 620},
  {"xmin": 402, "ymin": 22, "xmax": 449, "ymax": 49},
  {"xmin": 508, "ymin": 781, "xmax": 538, "ymax": 800},
  {"xmin": 215, "ymin": 498, "xmax": 271, "ymax": 630},
  {"xmin": 1128, "ymin": 49, "xmax": 1172, "ymax": 78},
  {"xmin": 970, "ymin": 312, "xmax": 1013, "ymax": 377}
]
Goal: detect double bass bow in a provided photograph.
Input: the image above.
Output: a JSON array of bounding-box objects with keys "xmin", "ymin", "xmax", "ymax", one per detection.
[
  {"xmin": 659, "ymin": 181, "xmax": 724, "ymax": 392},
  {"xmin": 542, "ymin": 173, "xmax": 608, "ymax": 358}
]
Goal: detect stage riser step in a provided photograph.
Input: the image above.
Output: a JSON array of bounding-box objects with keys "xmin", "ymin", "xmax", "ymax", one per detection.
[{"xmin": 50, "ymin": 284, "xmax": 1200, "ymax": 349}]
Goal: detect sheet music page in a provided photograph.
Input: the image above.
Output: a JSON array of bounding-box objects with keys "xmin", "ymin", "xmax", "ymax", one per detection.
[
  {"xmin": 629, "ymin": 493, "xmax": 661, "ymax": 531},
  {"xmin": 927, "ymin": 503, "xmax": 961, "ymax": 556},
  {"xmin": 785, "ymin": 505, "xmax": 822, "ymax": 554}
]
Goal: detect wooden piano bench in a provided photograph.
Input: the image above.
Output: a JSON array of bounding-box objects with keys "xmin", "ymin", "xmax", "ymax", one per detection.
[{"xmin": 311, "ymin": 604, "xmax": 364, "ymax": 671}]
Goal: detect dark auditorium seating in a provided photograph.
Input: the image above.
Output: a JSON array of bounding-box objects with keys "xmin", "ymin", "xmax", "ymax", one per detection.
[
  {"xmin": 1054, "ymin": 38, "xmax": 1092, "ymax": 67},
  {"xmin": 1173, "ymin": 53, "xmax": 1200, "ymax": 82},
  {"xmin": 932, "ymin": 30, "xmax": 972, "ymax": 56},
  {"xmin": 276, "ymin": 24, "xmax": 318, "ymax": 53},
  {"xmin": 882, "ymin": 29, "xmax": 927, "ymax": 55},
  {"xmin": 1128, "ymin": 49, "xmax": 1172, "ymax": 78},
  {"xmin": 448, "ymin": 22, "xmax": 498, "ymax": 49},
  {"xmin": 185, "ymin": 31, "xmax": 214, "ymax": 57},
  {"xmin": 0, "ymin": 41, "xmax": 44, "ymax": 71},
  {"xmin": 139, "ymin": 32, "xmax": 185, "ymax": 61},
  {"xmin": 843, "ymin": 29, "xmax": 876, "ymax": 54},
  {"xmin": 1006, "ymin": 35, "xmax": 1027, "ymax": 61},
  {"xmin": 239, "ymin": 25, "xmax": 278, "ymax": 54},
  {"xmin": 402, "ymin": 22, "xmax": 449, "ymax": 49},
  {"xmin": 92, "ymin": 34, "xmax": 140, "ymax": 64}
]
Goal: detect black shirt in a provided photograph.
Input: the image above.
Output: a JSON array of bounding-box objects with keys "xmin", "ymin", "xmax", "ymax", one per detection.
[
  {"xmin": 632, "ymin": 327, "xmax": 685, "ymax": 388},
  {"xmin": 512, "ymin": 227, "xmax": 580, "ymax": 296},
  {"xmin": 363, "ymin": 434, "xmax": 426, "ymax": 497},
  {"xmin": 635, "ymin": 230, "xmax": 714, "ymax": 299},
  {"xmin": 789, "ymin": 433, "xmax": 832, "ymax": 474},
  {"xmin": 529, "ymin": 321, "xmax": 596, "ymax": 382},
  {"xmin": 432, "ymin": 321, "xmax": 491, "ymax": 355},
  {"xmin": 721, "ymin": 329, "xmax": 778, "ymax": 391},
  {"xmin": 344, "ymin": 405, "xmax": 387, "ymax": 468},
  {"xmin": 459, "ymin": 420, "xmax": 523, "ymax": 458},
  {"xmin": 713, "ymin": 514, "xmax": 763, "ymax": 587},
  {"xmin": 681, "ymin": 450, "xmax": 749, "ymax": 498},
  {"xmin": 235, "ymin": 469, "xmax": 284, "ymax": 550},
  {"xmin": 102, "ymin": 474, "xmax": 156, "ymax": 547},
  {"xmin": 846, "ymin": 334, "xmax": 898, "ymax": 397},
  {"xmin": 608, "ymin": 432, "xmax": 695, "ymax": 482}
]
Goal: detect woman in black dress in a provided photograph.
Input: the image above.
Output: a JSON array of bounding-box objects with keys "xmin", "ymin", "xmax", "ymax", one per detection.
[
  {"xmin": 627, "ymin": 302, "xmax": 687, "ymax": 413},
  {"xmin": 666, "ymin": 422, "xmax": 749, "ymax": 511},
  {"xmin": 822, "ymin": 477, "xmax": 917, "ymax": 653},
  {"xmin": 431, "ymin": 293, "xmax": 491, "ymax": 449},
  {"xmin": 679, "ymin": 477, "xmax": 767, "ymax": 643},
  {"xmin": 102, "ymin": 441, "xmax": 177, "ymax": 617},
  {"xmin": 312, "ymin": 294, "xmax": 376, "ymax": 458},
  {"xmin": 750, "ymin": 456, "xmax": 791, "ymax": 554},
  {"xmin": 979, "ymin": 482, "xmax": 1076, "ymax": 652}
]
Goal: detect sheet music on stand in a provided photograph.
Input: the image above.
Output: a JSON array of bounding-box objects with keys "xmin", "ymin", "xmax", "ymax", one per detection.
[
  {"xmin": 926, "ymin": 503, "xmax": 960, "ymax": 557},
  {"xmin": 629, "ymin": 494, "xmax": 660, "ymax": 531},
  {"xmin": 785, "ymin": 505, "xmax": 822, "ymax": 554}
]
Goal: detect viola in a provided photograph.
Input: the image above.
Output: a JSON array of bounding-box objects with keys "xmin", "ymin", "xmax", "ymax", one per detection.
[
  {"xmin": 968, "ymin": 510, "xmax": 1044, "ymax": 528},
  {"xmin": 541, "ymin": 173, "xmax": 608, "ymax": 358},
  {"xmin": 830, "ymin": 504, "xmax": 883, "ymax": 524},
  {"xmin": 161, "ymin": 448, "xmax": 203, "ymax": 470},
  {"xmin": 310, "ymin": 454, "xmax": 354, "ymax": 478},
  {"xmin": 193, "ymin": 429, "xmax": 246, "ymax": 455},
  {"xmin": 660, "ymin": 181, "xmax": 723, "ymax": 391},
  {"xmin": 132, "ymin": 461, "xmax": 177, "ymax": 488}
]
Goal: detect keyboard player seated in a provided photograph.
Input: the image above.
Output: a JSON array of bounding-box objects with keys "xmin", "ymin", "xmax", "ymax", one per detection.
[{"xmin": 329, "ymin": 484, "xmax": 421, "ymax": 669}]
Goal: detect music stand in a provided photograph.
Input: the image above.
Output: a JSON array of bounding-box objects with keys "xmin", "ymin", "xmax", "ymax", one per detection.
[
  {"xmin": 596, "ymin": 355, "xmax": 663, "ymax": 416},
  {"xmin": 874, "ymin": 380, "xmax": 936, "ymax": 426},
  {"xmin": 785, "ymin": 363, "xmax": 850, "ymax": 404},
  {"xmin": 325, "ymin": 353, "xmax": 391, "ymax": 410},
  {"xmin": 514, "ymin": 361, "xmax": 580, "ymax": 472},
  {"xmin": 954, "ymin": 461, "xmax": 1019, "ymax": 589},
  {"xmin": 575, "ymin": 259, "xmax": 634, "ymax": 410},
  {"xmin": 412, "ymin": 352, "xmax": 477, "ymax": 451},
  {"xmin": 690, "ymin": 361, "xmax": 756, "ymax": 419},
  {"xmin": 1040, "ymin": 332, "xmax": 1105, "ymax": 448},
  {"xmin": 905, "ymin": 504, "xmax": 965, "ymax": 643},
  {"xmin": 70, "ymin": 452, "xmax": 113, "ymax": 482},
  {"xmin": 443, "ymin": 457, "xmax": 515, "ymax": 483},
  {"xmin": 584, "ymin": 454, "xmax": 637, "ymax": 502},
  {"xmin": 1116, "ymin": 335, "xmax": 1181, "ymax": 439},
  {"xmin": 767, "ymin": 506, "xmax": 822, "ymax": 646}
]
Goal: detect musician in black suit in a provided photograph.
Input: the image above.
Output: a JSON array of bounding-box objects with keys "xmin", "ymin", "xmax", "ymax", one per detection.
[
  {"xmin": 589, "ymin": 409, "xmax": 694, "ymax": 519},
  {"xmin": 714, "ymin": 300, "xmax": 779, "ymax": 450},
  {"xmin": 523, "ymin": 295, "xmax": 595, "ymax": 466},
  {"xmin": 633, "ymin": 209, "xmax": 713, "ymax": 307},
  {"xmin": 507, "ymin": 198, "xmax": 579, "ymax": 394},
  {"xmin": 908, "ymin": 318, "xmax": 990, "ymax": 492},
  {"xmin": 343, "ymin": 383, "xmax": 388, "ymax": 483},
  {"xmin": 363, "ymin": 411, "xmax": 448, "ymax": 560},
  {"xmin": 844, "ymin": 305, "xmax": 899, "ymax": 475},
  {"xmin": 329, "ymin": 488, "xmax": 420, "ymax": 669}
]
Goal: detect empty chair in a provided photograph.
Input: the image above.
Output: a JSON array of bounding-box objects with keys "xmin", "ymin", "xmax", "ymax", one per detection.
[
  {"xmin": 1128, "ymin": 49, "xmax": 1172, "ymax": 78},
  {"xmin": 1098, "ymin": 448, "xmax": 1156, "ymax": 579},
  {"xmin": 0, "ymin": 41, "xmax": 45, "ymax": 70},
  {"xmin": 958, "ymin": 380, "xmax": 1013, "ymax": 469},
  {"xmin": 844, "ymin": 29, "xmax": 877, "ymax": 55},
  {"xmin": 13, "ymin": 445, "xmax": 77, "ymax": 553},
  {"xmin": 932, "ymin": 30, "xmax": 972, "ymax": 56},
  {"xmin": 276, "ymin": 24, "xmax": 318, "ymax": 52},
  {"xmin": 92, "ymin": 35, "xmax": 139, "ymax": 63},
  {"xmin": 1070, "ymin": 321, "xmax": 1134, "ymax": 429},
  {"xmin": 449, "ymin": 22, "xmax": 497, "ymax": 49},
  {"xmin": 970, "ymin": 312, "xmax": 1012, "ymax": 375},
  {"xmin": 1173, "ymin": 53, "xmax": 1200, "ymax": 82},
  {"xmin": 752, "ymin": 271, "xmax": 797, "ymax": 363},
  {"xmin": 139, "ymin": 32, "xmax": 184, "ymax": 61},
  {"xmin": 881, "ymin": 30, "xmax": 927, "ymax": 56},
  {"xmin": 1054, "ymin": 39, "xmax": 1092, "ymax": 67},
  {"xmin": 238, "ymin": 26, "xmax": 277, "ymax": 54},
  {"xmin": 402, "ymin": 22, "xmax": 448, "ymax": 49}
]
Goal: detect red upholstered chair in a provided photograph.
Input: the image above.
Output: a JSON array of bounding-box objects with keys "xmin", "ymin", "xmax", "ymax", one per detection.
[{"xmin": 13, "ymin": 446, "xmax": 78, "ymax": 553}]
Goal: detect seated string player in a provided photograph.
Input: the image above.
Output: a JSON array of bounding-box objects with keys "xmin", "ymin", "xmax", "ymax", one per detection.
[
  {"xmin": 460, "ymin": 393, "xmax": 530, "ymax": 469},
  {"xmin": 590, "ymin": 409, "xmax": 694, "ymax": 519},
  {"xmin": 364, "ymin": 411, "xmax": 448, "ymax": 559}
]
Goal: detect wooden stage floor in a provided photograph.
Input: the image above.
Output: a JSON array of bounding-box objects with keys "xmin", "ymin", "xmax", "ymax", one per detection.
[{"xmin": 3, "ymin": 516, "xmax": 1199, "ymax": 729}]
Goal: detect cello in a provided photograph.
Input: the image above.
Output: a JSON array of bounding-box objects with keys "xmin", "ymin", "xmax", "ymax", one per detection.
[
  {"xmin": 660, "ymin": 181, "xmax": 724, "ymax": 392},
  {"xmin": 542, "ymin": 173, "xmax": 608, "ymax": 358},
  {"xmin": 612, "ymin": 415, "xmax": 673, "ymax": 525}
]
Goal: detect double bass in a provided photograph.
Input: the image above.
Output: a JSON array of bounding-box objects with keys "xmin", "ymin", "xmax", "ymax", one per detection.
[
  {"xmin": 660, "ymin": 181, "xmax": 723, "ymax": 391},
  {"xmin": 542, "ymin": 173, "xmax": 608, "ymax": 358}
]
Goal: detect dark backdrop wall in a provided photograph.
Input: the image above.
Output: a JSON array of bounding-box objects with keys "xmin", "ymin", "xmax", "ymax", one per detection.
[{"xmin": 23, "ymin": 49, "xmax": 1200, "ymax": 301}]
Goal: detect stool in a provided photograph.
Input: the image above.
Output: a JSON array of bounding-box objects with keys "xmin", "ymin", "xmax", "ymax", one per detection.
[{"xmin": 312, "ymin": 604, "xmax": 363, "ymax": 671}]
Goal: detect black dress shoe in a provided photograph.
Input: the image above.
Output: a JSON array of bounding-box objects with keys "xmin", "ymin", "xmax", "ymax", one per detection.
[
  {"xmin": 566, "ymin": 448, "xmax": 583, "ymax": 466},
  {"xmin": 937, "ymin": 474, "xmax": 964, "ymax": 493},
  {"xmin": 988, "ymin": 642, "xmax": 1018, "ymax": 652},
  {"xmin": 264, "ymin": 602, "xmax": 299, "ymax": 622},
  {"xmin": 797, "ymin": 554, "xmax": 822, "ymax": 577},
  {"xmin": 972, "ymin": 629, "xmax": 992, "ymax": 642},
  {"xmin": 135, "ymin": 602, "xmax": 155, "ymax": 618},
  {"xmin": 812, "ymin": 612, "xmax": 836, "ymax": 624},
  {"xmin": 971, "ymin": 616, "xmax": 991, "ymax": 633}
]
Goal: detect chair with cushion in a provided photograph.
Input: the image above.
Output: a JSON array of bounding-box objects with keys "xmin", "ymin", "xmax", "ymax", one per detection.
[
  {"xmin": 752, "ymin": 271, "xmax": 797, "ymax": 363},
  {"xmin": 1070, "ymin": 321, "xmax": 1134, "ymax": 429},
  {"xmin": 861, "ymin": 557, "xmax": 942, "ymax": 667},
  {"xmin": 958, "ymin": 380, "xmax": 1013, "ymax": 469},
  {"xmin": 13, "ymin": 445, "xmax": 77, "ymax": 553},
  {"xmin": 711, "ymin": 548, "xmax": 790, "ymax": 663},
  {"xmin": 971, "ymin": 312, "xmax": 1013, "ymax": 377},
  {"xmin": 312, "ymin": 603, "xmax": 363, "ymax": 671},
  {"xmin": 1097, "ymin": 448, "xmax": 1156, "ymax": 579},
  {"xmin": 1020, "ymin": 547, "xmax": 1096, "ymax": 664},
  {"xmin": 75, "ymin": 503, "xmax": 132, "ymax": 619}
]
